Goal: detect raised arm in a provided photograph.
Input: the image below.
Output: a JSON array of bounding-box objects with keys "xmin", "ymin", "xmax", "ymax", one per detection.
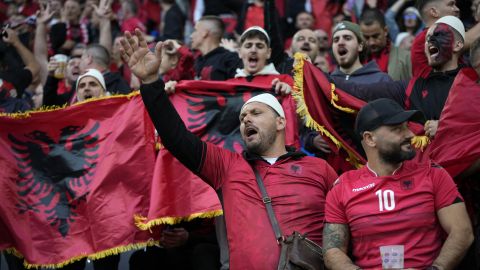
[
  {"xmin": 431, "ymin": 202, "xmax": 473, "ymax": 270},
  {"xmin": 94, "ymin": 0, "xmax": 113, "ymax": 53},
  {"xmin": 384, "ymin": 0, "xmax": 412, "ymax": 41},
  {"xmin": 323, "ymin": 223, "xmax": 360, "ymax": 270},
  {"xmin": 3, "ymin": 28, "xmax": 40, "ymax": 87},
  {"xmin": 34, "ymin": 4, "xmax": 55, "ymax": 86},
  {"xmin": 120, "ymin": 29, "xmax": 205, "ymax": 173},
  {"xmin": 264, "ymin": 0, "xmax": 286, "ymax": 69},
  {"xmin": 466, "ymin": 22, "xmax": 480, "ymax": 50}
]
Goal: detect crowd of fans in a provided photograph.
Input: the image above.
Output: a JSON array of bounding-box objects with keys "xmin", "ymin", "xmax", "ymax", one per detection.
[{"xmin": 1, "ymin": 0, "xmax": 480, "ymax": 269}]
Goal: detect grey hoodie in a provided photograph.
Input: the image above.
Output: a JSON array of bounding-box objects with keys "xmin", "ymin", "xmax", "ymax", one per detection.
[{"xmin": 331, "ymin": 60, "xmax": 393, "ymax": 84}]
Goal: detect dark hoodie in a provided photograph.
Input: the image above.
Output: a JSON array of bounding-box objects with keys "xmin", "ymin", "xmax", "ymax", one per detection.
[
  {"xmin": 330, "ymin": 60, "xmax": 393, "ymax": 84},
  {"xmin": 103, "ymin": 71, "xmax": 131, "ymax": 94}
]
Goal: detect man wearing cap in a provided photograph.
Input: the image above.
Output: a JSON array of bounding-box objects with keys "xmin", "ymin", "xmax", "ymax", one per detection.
[
  {"xmin": 331, "ymin": 16, "xmax": 467, "ymax": 139},
  {"xmin": 323, "ymin": 98, "xmax": 473, "ymax": 270},
  {"xmin": 120, "ymin": 29, "xmax": 338, "ymax": 269},
  {"xmin": 302, "ymin": 21, "xmax": 393, "ymax": 160},
  {"xmin": 330, "ymin": 21, "xmax": 392, "ymax": 84},
  {"xmin": 229, "ymin": 26, "xmax": 293, "ymax": 93},
  {"xmin": 359, "ymin": 8, "xmax": 412, "ymax": 81},
  {"xmin": 75, "ymin": 69, "xmax": 107, "ymax": 102}
]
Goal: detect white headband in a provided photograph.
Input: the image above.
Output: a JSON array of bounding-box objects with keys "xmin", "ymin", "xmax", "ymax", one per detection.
[{"xmin": 241, "ymin": 93, "xmax": 285, "ymax": 118}]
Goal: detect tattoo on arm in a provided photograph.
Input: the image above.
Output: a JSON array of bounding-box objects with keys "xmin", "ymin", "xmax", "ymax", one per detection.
[{"xmin": 323, "ymin": 223, "xmax": 350, "ymax": 253}]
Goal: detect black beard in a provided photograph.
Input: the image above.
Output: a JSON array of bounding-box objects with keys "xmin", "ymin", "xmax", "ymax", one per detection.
[
  {"xmin": 378, "ymin": 141, "xmax": 416, "ymax": 165},
  {"xmin": 245, "ymin": 128, "xmax": 277, "ymax": 155}
]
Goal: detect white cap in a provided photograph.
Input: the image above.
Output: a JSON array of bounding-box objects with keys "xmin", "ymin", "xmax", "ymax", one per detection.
[
  {"xmin": 241, "ymin": 93, "xmax": 285, "ymax": 118},
  {"xmin": 76, "ymin": 69, "xmax": 107, "ymax": 91},
  {"xmin": 435, "ymin": 15, "xmax": 465, "ymax": 41},
  {"xmin": 240, "ymin": 26, "xmax": 270, "ymax": 45}
]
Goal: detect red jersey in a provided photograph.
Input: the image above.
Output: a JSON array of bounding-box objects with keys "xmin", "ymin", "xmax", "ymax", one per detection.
[
  {"xmin": 325, "ymin": 160, "xmax": 462, "ymax": 269},
  {"xmin": 200, "ymin": 143, "xmax": 338, "ymax": 270}
]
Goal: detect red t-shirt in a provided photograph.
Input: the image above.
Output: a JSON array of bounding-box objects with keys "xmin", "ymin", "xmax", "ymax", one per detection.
[
  {"xmin": 325, "ymin": 160, "xmax": 462, "ymax": 269},
  {"xmin": 199, "ymin": 142, "xmax": 338, "ymax": 269}
]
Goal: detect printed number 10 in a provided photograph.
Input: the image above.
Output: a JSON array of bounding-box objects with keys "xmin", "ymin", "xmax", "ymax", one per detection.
[{"xmin": 375, "ymin": 189, "xmax": 395, "ymax": 211}]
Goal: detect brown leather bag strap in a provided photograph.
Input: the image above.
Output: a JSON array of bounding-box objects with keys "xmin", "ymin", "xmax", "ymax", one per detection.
[{"xmin": 251, "ymin": 165, "xmax": 284, "ymax": 243}]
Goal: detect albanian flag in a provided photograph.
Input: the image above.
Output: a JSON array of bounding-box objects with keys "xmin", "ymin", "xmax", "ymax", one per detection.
[
  {"xmin": 135, "ymin": 79, "xmax": 300, "ymax": 229},
  {"xmin": 417, "ymin": 68, "xmax": 480, "ymax": 178},
  {"xmin": 0, "ymin": 93, "xmax": 159, "ymax": 268},
  {"xmin": 292, "ymin": 54, "xmax": 427, "ymax": 172}
]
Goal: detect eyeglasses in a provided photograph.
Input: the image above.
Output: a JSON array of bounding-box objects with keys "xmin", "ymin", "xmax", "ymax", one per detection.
[{"xmin": 404, "ymin": 14, "xmax": 417, "ymax": 20}]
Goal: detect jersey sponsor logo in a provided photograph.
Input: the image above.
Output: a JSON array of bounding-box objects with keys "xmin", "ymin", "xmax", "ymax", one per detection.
[
  {"xmin": 352, "ymin": 183, "xmax": 375, "ymax": 192},
  {"xmin": 401, "ymin": 180, "xmax": 414, "ymax": 190}
]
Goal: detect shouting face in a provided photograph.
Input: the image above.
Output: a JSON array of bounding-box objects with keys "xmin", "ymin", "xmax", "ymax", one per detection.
[
  {"xmin": 239, "ymin": 37, "xmax": 271, "ymax": 75},
  {"xmin": 332, "ymin": 30, "xmax": 363, "ymax": 70},
  {"xmin": 425, "ymin": 23, "xmax": 454, "ymax": 69},
  {"xmin": 239, "ymin": 102, "xmax": 282, "ymax": 155},
  {"xmin": 76, "ymin": 76, "xmax": 105, "ymax": 102},
  {"xmin": 291, "ymin": 29, "xmax": 319, "ymax": 60}
]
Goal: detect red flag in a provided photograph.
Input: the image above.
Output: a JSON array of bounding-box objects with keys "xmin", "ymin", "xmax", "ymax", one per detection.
[
  {"xmin": 135, "ymin": 80, "xmax": 300, "ymax": 229},
  {"xmin": 292, "ymin": 54, "xmax": 427, "ymax": 172},
  {"xmin": 0, "ymin": 93, "xmax": 160, "ymax": 268},
  {"xmin": 418, "ymin": 68, "xmax": 480, "ymax": 177}
]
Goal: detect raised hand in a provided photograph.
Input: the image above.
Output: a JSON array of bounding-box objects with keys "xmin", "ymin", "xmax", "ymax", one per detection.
[
  {"xmin": 120, "ymin": 29, "xmax": 163, "ymax": 84},
  {"xmin": 2, "ymin": 28, "xmax": 20, "ymax": 46},
  {"xmin": 36, "ymin": 3, "xmax": 55, "ymax": 25},
  {"xmin": 424, "ymin": 120, "xmax": 439, "ymax": 138},
  {"xmin": 93, "ymin": 0, "xmax": 112, "ymax": 20}
]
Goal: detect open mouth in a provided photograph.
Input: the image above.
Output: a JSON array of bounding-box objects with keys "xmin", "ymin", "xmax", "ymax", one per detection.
[
  {"xmin": 245, "ymin": 126, "xmax": 258, "ymax": 139},
  {"xmin": 248, "ymin": 56, "xmax": 258, "ymax": 67},
  {"xmin": 83, "ymin": 94, "xmax": 93, "ymax": 100},
  {"xmin": 301, "ymin": 44, "xmax": 311, "ymax": 52},
  {"xmin": 337, "ymin": 47, "xmax": 348, "ymax": 56},
  {"xmin": 428, "ymin": 45, "xmax": 439, "ymax": 58}
]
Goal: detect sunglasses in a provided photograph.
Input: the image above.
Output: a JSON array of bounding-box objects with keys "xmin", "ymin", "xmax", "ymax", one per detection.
[{"xmin": 404, "ymin": 14, "xmax": 417, "ymax": 20}]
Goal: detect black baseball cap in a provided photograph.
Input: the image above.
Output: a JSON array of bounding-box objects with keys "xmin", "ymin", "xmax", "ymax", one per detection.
[{"xmin": 355, "ymin": 98, "xmax": 425, "ymax": 137}]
